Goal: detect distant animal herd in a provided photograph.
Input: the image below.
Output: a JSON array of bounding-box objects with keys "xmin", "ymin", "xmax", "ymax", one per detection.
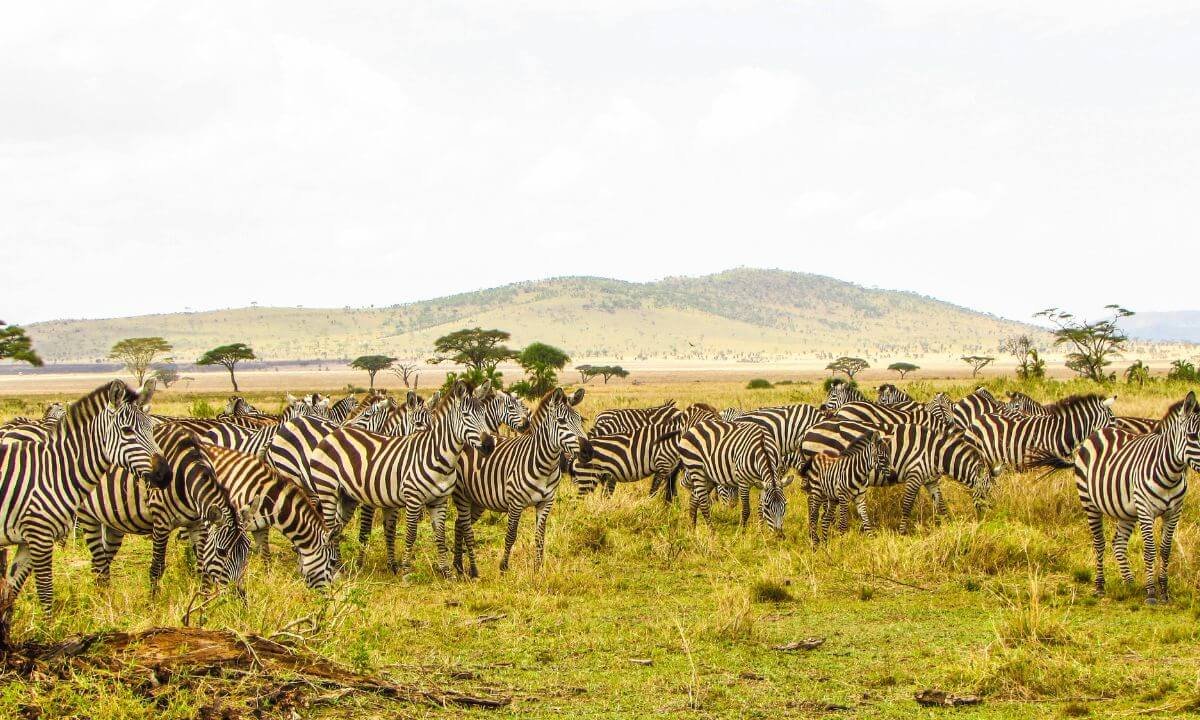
[{"xmin": 0, "ymin": 376, "xmax": 1195, "ymax": 620}]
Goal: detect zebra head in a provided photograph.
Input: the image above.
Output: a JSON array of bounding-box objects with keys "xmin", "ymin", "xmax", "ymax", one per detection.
[
  {"xmin": 281, "ymin": 394, "xmax": 322, "ymax": 423},
  {"xmin": 43, "ymin": 401, "xmax": 67, "ymax": 421},
  {"xmin": 820, "ymin": 380, "xmax": 861, "ymax": 415},
  {"xmin": 220, "ymin": 396, "xmax": 257, "ymax": 418},
  {"xmin": 493, "ymin": 388, "xmax": 531, "ymax": 432},
  {"xmin": 541, "ymin": 387, "xmax": 592, "ymax": 463},
  {"xmin": 446, "ymin": 380, "xmax": 495, "ymax": 455},
  {"xmin": 1184, "ymin": 406, "xmax": 1200, "ymax": 473},
  {"xmin": 195, "ymin": 499, "xmax": 254, "ymax": 593},
  {"xmin": 301, "ymin": 531, "xmax": 337, "ymax": 589},
  {"xmin": 869, "ymin": 432, "xmax": 892, "ymax": 483},
  {"xmin": 99, "ymin": 379, "xmax": 169, "ymax": 486},
  {"xmin": 876, "ymin": 384, "xmax": 912, "ymax": 407}
]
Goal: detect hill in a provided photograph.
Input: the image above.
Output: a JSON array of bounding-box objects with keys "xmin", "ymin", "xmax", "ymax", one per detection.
[
  {"xmin": 1120, "ymin": 311, "xmax": 1200, "ymax": 343},
  {"xmin": 24, "ymin": 268, "xmax": 1043, "ymax": 364}
]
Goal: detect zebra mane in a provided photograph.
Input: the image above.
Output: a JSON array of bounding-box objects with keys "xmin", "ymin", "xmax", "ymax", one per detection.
[
  {"xmin": 1160, "ymin": 395, "xmax": 1198, "ymax": 421},
  {"xmin": 527, "ymin": 389, "xmax": 568, "ymax": 428},
  {"xmin": 1042, "ymin": 393, "xmax": 1107, "ymax": 416},
  {"xmin": 689, "ymin": 402, "xmax": 719, "ymax": 414},
  {"xmin": 55, "ymin": 380, "xmax": 138, "ymax": 436}
]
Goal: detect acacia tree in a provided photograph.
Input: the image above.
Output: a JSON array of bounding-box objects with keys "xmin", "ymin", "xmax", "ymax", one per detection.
[
  {"xmin": 826, "ymin": 357, "xmax": 869, "ymax": 380},
  {"xmin": 428, "ymin": 328, "xmax": 517, "ymax": 386},
  {"xmin": 151, "ymin": 361, "xmax": 182, "ymax": 388},
  {"xmin": 516, "ymin": 343, "xmax": 570, "ymax": 398},
  {"xmin": 1000, "ymin": 335, "xmax": 1045, "ymax": 380},
  {"xmin": 596, "ymin": 365, "xmax": 629, "ymax": 384},
  {"xmin": 0, "ymin": 321, "xmax": 42, "ymax": 366},
  {"xmin": 350, "ymin": 355, "xmax": 396, "ymax": 389},
  {"xmin": 196, "ymin": 343, "xmax": 257, "ymax": 391},
  {"xmin": 575, "ymin": 364, "xmax": 595, "ymax": 384},
  {"xmin": 961, "ymin": 356, "xmax": 995, "ymax": 378},
  {"xmin": 109, "ymin": 337, "xmax": 172, "ymax": 385},
  {"xmin": 1035, "ymin": 305, "xmax": 1133, "ymax": 383},
  {"xmin": 887, "ymin": 362, "xmax": 919, "ymax": 379},
  {"xmin": 390, "ymin": 361, "xmax": 419, "ymax": 388}
]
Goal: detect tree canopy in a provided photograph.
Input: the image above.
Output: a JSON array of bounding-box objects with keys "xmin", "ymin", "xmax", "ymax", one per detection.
[
  {"xmin": 350, "ymin": 355, "xmax": 397, "ymax": 389},
  {"xmin": 516, "ymin": 343, "xmax": 570, "ymax": 398},
  {"xmin": 960, "ymin": 355, "xmax": 995, "ymax": 378},
  {"xmin": 428, "ymin": 328, "xmax": 516, "ymax": 386},
  {"xmin": 0, "ymin": 321, "xmax": 42, "ymax": 367},
  {"xmin": 1000, "ymin": 335, "xmax": 1045, "ymax": 380},
  {"xmin": 109, "ymin": 337, "xmax": 172, "ymax": 385},
  {"xmin": 826, "ymin": 357, "xmax": 869, "ymax": 379},
  {"xmin": 1035, "ymin": 305, "xmax": 1133, "ymax": 383},
  {"xmin": 196, "ymin": 343, "xmax": 257, "ymax": 391},
  {"xmin": 887, "ymin": 362, "xmax": 918, "ymax": 379},
  {"xmin": 151, "ymin": 361, "xmax": 182, "ymax": 388},
  {"xmin": 577, "ymin": 364, "xmax": 629, "ymax": 384}
]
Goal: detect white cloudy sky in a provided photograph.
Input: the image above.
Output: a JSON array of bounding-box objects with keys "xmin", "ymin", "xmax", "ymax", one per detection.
[{"xmin": 2, "ymin": 1, "xmax": 1197, "ymax": 325}]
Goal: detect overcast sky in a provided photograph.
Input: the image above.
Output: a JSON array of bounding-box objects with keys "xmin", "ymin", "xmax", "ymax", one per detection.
[{"xmin": 2, "ymin": 1, "xmax": 1197, "ymax": 325}]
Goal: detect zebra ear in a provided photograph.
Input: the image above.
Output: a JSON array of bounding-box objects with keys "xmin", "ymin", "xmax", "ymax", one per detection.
[
  {"xmin": 405, "ymin": 391, "xmax": 419, "ymax": 409},
  {"xmin": 1184, "ymin": 391, "xmax": 1198, "ymax": 412},
  {"xmin": 550, "ymin": 387, "xmax": 565, "ymax": 403},
  {"xmin": 204, "ymin": 505, "xmax": 223, "ymax": 524},
  {"xmin": 286, "ymin": 393, "xmax": 298, "ymax": 404},
  {"xmin": 474, "ymin": 380, "xmax": 493, "ymax": 400},
  {"xmin": 139, "ymin": 378, "xmax": 157, "ymax": 408},
  {"xmin": 451, "ymin": 380, "xmax": 469, "ymax": 399},
  {"xmin": 1103, "ymin": 396, "xmax": 1117, "ymax": 407},
  {"xmin": 569, "ymin": 388, "xmax": 585, "ymax": 406}
]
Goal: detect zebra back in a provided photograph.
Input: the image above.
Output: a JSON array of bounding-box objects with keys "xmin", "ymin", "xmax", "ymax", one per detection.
[
  {"xmin": 592, "ymin": 400, "xmax": 680, "ymax": 435},
  {"xmin": 966, "ymin": 393, "xmax": 1116, "ymax": 472}
]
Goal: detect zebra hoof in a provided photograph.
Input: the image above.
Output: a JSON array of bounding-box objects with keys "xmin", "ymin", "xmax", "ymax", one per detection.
[
  {"xmin": 498, "ymin": 560, "xmax": 509, "ymax": 573},
  {"xmin": 1145, "ymin": 596, "xmax": 1158, "ymax": 606}
]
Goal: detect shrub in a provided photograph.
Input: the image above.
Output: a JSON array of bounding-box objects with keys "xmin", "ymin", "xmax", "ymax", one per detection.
[
  {"xmin": 749, "ymin": 579, "xmax": 792, "ymax": 603},
  {"xmin": 746, "ymin": 379, "xmax": 773, "ymax": 390},
  {"xmin": 188, "ymin": 399, "xmax": 216, "ymax": 418}
]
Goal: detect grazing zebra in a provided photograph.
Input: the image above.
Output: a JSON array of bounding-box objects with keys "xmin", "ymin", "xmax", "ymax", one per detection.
[
  {"xmin": 201, "ymin": 444, "xmax": 336, "ymax": 588},
  {"xmin": 820, "ymin": 379, "xmax": 868, "ymax": 414},
  {"xmin": 928, "ymin": 393, "xmax": 955, "ymax": 429},
  {"xmin": 950, "ymin": 387, "xmax": 1007, "ymax": 431},
  {"xmin": 1005, "ymin": 391, "xmax": 1049, "ymax": 418},
  {"xmin": 327, "ymin": 395, "xmax": 359, "ymax": 424},
  {"xmin": 1073, "ymin": 393, "xmax": 1200, "ymax": 603},
  {"xmin": 76, "ymin": 423, "xmax": 251, "ymax": 592},
  {"xmin": 452, "ymin": 388, "xmax": 591, "ymax": 577},
  {"xmin": 1115, "ymin": 416, "xmax": 1160, "ymax": 434},
  {"xmin": 571, "ymin": 426, "xmax": 681, "ymax": 496},
  {"xmin": 801, "ymin": 419, "xmax": 989, "ymax": 533},
  {"xmin": 965, "ymin": 394, "xmax": 1117, "ymax": 474},
  {"xmin": 592, "ymin": 400, "xmax": 681, "ymax": 435},
  {"xmin": 677, "ymin": 412, "xmax": 787, "ymax": 530},
  {"xmin": 730, "ymin": 404, "xmax": 824, "ymax": 466},
  {"xmin": 801, "ymin": 431, "xmax": 889, "ymax": 545},
  {"xmin": 308, "ymin": 381, "xmax": 495, "ymax": 575},
  {"xmin": 0, "ymin": 380, "xmax": 168, "ymax": 610},
  {"xmin": 877, "ymin": 384, "xmax": 914, "ymax": 407}
]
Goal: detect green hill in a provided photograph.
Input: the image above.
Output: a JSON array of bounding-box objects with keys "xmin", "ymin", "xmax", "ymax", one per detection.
[{"xmin": 24, "ymin": 268, "xmax": 1040, "ymax": 363}]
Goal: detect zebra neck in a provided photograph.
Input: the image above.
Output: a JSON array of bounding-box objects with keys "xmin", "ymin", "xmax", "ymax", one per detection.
[{"xmin": 43, "ymin": 426, "xmax": 112, "ymax": 500}]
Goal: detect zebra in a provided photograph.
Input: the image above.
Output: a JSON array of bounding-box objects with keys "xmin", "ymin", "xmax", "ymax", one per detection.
[
  {"xmin": 730, "ymin": 404, "xmax": 824, "ymax": 469},
  {"xmin": 42, "ymin": 402, "xmax": 67, "ymax": 421},
  {"xmin": 328, "ymin": 395, "xmax": 359, "ymax": 424},
  {"xmin": 200, "ymin": 398, "xmax": 329, "ymax": 457},
  {"xmin": 801, "ymin": 431, "xmax": 889, "ymax": 545},
  {"xmin": 1073, "ymin": 392, "xmax": 1200, "ymax": 603},
  {"xmin": 1004, "ymin": 390, "xmax": 1049, "ymax": 418},
  {"xmin": 0, "ymin": 380, "xmax": 168, "ymax": 610},
  {"xmin": 75, "ymin": 423, "xmax": 252, "ymax": 593},
  {"xmin": 571, "ymin": 426, "xmax": 681, "ymax": 496},
  {"xmin": 965, "ymin": 393, "xmax": 1117, "ymax": 475},
  {"xmin": 831, "ymin": 400, "xmax": 946, "ymax": 431},
  {"xmin": 308, "ymin": 381, "xmax": 495, "ymax": 575},
  {"xmin": 1115, "ymin": 416, "xmax": 1160, "ymax": 434},
  {"xmin": 950, "ymin": 387, "xmax": 1007, "ymax": 431},
  {"xmin": 820, "ymin": 379, "xmax": 869, "ymax": 414},
  {"xmin": 452, "ymin": 388, "xmax": 591, "ymax": 577},
  {"xmin": 800, "ymin": 419, "xmax": 989, "ymax": 533},
  {"xmin": 677, "ymin": 412, "xmax": 788, "ymax": 531},
  {"xmin": 877, "ymin": 384, "xmax": 914, "ymax": 407},
  {"xmin": 201, "ymin": 443, "xmax": 336, "ymax": 588},
  {"xmin": 592, "ymin": 400, "xmax": 681, "ymax": 436}
]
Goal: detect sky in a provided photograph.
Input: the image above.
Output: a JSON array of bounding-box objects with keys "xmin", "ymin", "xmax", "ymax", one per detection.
[{"xmin": 2, "ymin": 1, "xmax": 1197, "ymax": 326}]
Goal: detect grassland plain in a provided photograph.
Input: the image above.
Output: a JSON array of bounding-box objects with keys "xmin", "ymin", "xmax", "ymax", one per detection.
[{"xmin": 0, "ymin": 378, "xmax": 1199, "ymax": 719}]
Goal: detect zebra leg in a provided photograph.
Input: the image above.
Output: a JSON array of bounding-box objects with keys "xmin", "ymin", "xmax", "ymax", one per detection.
[
  {"xmin": 1157, "ymin": 506, "xmax": 1182, "ymax": 602},
  {"xmin": 452, "ymin": 496, "xmax": 470, "ymax": 576},
  {"xmin": 603, "ymin": 477, "xmax": 617, "ymax": 497},
  {"xmin": 835, "ymin": 501, "xmax": 849, "ymax": 533},
  {"xmin": 1111, "ymin": 520, "xmax": 1135, "ymax": 584},
  {"xmin": 820, "ymin": 500, "xmax": 836, "ymax": 541},
  {"xmin": 499, "ymin": 507, "xmax": 523, "ymax": 573},
  {"xmin": 7, "ymin": 544, "xmax": 34, "ymax": 595},
  {"xmin": 738, "ymin": 483, "xmax": 751, "ymax": 527},
  {"xmin": 254, "ymin": 527, "xmax": 270, "ymax": 563},
  {"xmin": 808, "ymin": 496, "xmax": 821, "ymax": 546},
  {"xmin": 149, "ymin": 521, "xmax": 173, "ymax": 595},
  {"xmin": 899, "ymin": 474, "xmax": 923, "ymax": 535},
  {"xmin": 397, "ymin": 505, "xmax": 421, "ymax": 574},
  {"xmin": 854, "ymin": 492, "xmax": 873, "ymax": 535},
  {"xmin": 465, "ymin": 508, "xmax": 484, "ymax": 578},
  {"xmin": 428, "ymin": 498, "xmax": 450, "ymax": 578},
  {"xmin": 78, "ymin": 517, "xmax": 114, "ymax": 585},
  {"xmin": 358, "ymin": 505, "xmax": 376, "ymax": 545},
  {"xmin": 928, "ymin": 479, "xmax": 949, "ymax": 518},
  {"xmin": 1135, "ymin": 509, "xmax": 1159, "ymax": 604},
  {"xmin": 533, "ymin": 498, "xmax": 555, "ymax": 570},
  {"xmin": 28, "ymin": 532, "xmax": 57, "ymax": 611},
  {"xmin": 1084, "ymin": 507, "xmax": 1107, "ymax": 596},
  {"xmin": 687, "ymin": 470, "xmax": 704, "ymax": 527}
]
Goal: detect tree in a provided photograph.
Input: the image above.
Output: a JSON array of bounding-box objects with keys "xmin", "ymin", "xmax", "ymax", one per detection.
[
  {"xmin": 1000, "ymin": 335, "xmax": 1045, "ymax": 380},
  {"xmin": 196, "ymin": 343, "xmax": 257, "ymax": 391},
  {"xmin": 596, "ymin": 365, "xmax": 629, "ymax": 384},
  {"xmin": 517, "ymin": 343, "xmax": 570, "ymax": 398},
  {"xmin": 151, "ymin": 361, "xmax": 182, "ymax": 388},
  {"xmin": 390, "ymin": 361, "xmax": 419, "ymax": 388},
  {"xmin": 428, "ymin": 328, "xmax": 517, "ymax": 386},
  {"xmin": 961, "ymin": 356, "xmax": 995, "ymax": 378},
  {"xmin": 109, "ymin": 337, "xmax": 172, "ymax": 385},
  {"xmin": 350, "ymin": 355, "xmax": 397, "ymax": 389},
  {"xmin": 887, "ymin": 362, "xmax": 919, "ymax": 379},
  {"xmin": 1035, "ymin": 305, "xmax": 1133, "ymax": 383},
  {"xmin": 1124, "ymin": 360, "xmax": 1150, "ymax": 387},
  {"xmin": 1168, "ymin": 359, "xmax": 1200, "ymax": 383},
  {"xmin": 826, "ymin": 357, "xmax": 869, "ymax": 380},
  {"xmin": 575, "ymin": 365, "xmax": 595, "ymax": 384},
  {"xmin": 0, "ymin": 321, "xmax": 42, "ymax": 366}
]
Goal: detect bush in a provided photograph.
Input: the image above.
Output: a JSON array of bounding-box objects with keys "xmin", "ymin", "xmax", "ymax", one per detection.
[
  {"xmin": 749, "ymin": 579, "xmax": 792, "ymax": 603},
  {"xmin": 746, "ymin": 379, "xmax": 773, "ymax": 390},
  {"xmin": 822, "ymin": 376, "xmax": 857, "ymax": 393},
  {"xmin": 1168, "ymin": 360, "xmax": 1200, "ymax": 383},
  {"xmin": 188, "ymin": 399, "xmax": 216, "ymax": 418}
]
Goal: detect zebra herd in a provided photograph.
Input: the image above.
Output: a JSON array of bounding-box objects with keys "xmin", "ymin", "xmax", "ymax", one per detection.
[{"xmin": 0, "ymin": 377, "xmax": 1195, "ymax": 616}]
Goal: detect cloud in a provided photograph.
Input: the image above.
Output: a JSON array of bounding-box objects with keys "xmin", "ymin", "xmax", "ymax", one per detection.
[{"xmin": 696, "ymin": 67, "xmax": 806, "ymax": 142}]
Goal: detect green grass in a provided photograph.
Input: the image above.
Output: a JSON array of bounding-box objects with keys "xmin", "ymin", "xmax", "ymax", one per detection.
[{"xmin": 1, "ymin": 380, "xmax": 1199, "ymax": 718}]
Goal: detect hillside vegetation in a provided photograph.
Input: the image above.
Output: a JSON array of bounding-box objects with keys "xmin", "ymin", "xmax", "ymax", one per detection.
[{"xmin": 25, "ymin": 269, "xmax": 1044, "ymax": 364}]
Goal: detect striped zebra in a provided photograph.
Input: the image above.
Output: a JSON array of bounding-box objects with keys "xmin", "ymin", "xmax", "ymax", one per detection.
[
  {"xmin": 571, "ymin": 426, "xmax": 681, "ymax": 496},
  {"xmin": 820, "ymin": 380, "xmax": 868, "ymax": 414},
  {"xmin": 877, "ymin": 384, "xmax": 914, "ymax": 407},
  {"xmin": 678, "ymin": 412, "xmax": 787, "ymax": 531},
  {"xmin": 328, "ymin": 395, "xmax": 359, "ymax": 424},
  {"xmin": 452, "ymin": 388, "xmax": 591, "ymax": 577},
  {"xmin": 201, "ymin": 443, "xmax": 336, "ymax": 588},
  {"xmin": 200, "ymin": 398, "xmax": 330, "ymax": 457},
  {"xmin": 592, "ymin": 400, "xmax": 681, "ymax": 435},
  {"xmin": 1005, "ymin": 390, "xmax": 1049, "ymax": 418},
  {"xmin": 76, "ymin": 423, "xmax": 251, "ymax": 593},
  {"xmin": 0, "ymin": 380, "xmax": 168, "ymax": 610},
  {"xmin": 950, "ymin": 387, "xmax": 1006, "ymax": 431},
  {"xmin": 157, "ymin": 415, "xmax": 270, "ymax": 436},
  {"xmin": 801, "ymin": 431, "xmax": 889, "ymax": 545},
  {"xmin": 308, "ymin": 381, "xmax": 495, "ymax": 575},
  {"xmin": 832, "ymin": 400, "xmax": 946, "ymax": 431},
  {"xmin": 800, "ymin": 419, "xmax": 989, "ymax": 533},
  {"xmin": 1115, "ymin": 416, "xmax": 1160, "ymax": 434},
  {"xmin": 965, "ymin": 393, "xmax": 1117, "ymax": 474},
  {"xmin": 731, "ymin": 404, "xmax": 824, "ymax": 467},
  {"xmin": 1073, "ymin": 393, "xmax": 1200, "ymax": 603},
  {"xmin": 42, "ymin": 402, "xmax": 67, "ymax": 421}
]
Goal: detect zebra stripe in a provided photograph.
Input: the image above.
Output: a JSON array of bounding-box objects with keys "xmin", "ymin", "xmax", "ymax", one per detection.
[
  {"xmin": 678, "ymin": 413, "xmax": 787, "ymax": 531},
  {"xmin": 965, "ymin": 393, "xmax": 1117, "ymax": 474},
  {"xmin": 1004, "ymin": 391, "xmax": 1049, "ymax": 418},
  {"xmin": 802, "ymin": 431, "xmax": 889, "ymax": 545},
  {"xmin": 1115, "ymin": 416, "xmax": 1160, "ymax": 434},
  {"xmin": 327, "ymin": 395, "xmax": 359, "ymax": 424},
  {"xmin": 876, "ymin": 384, "xmax": 914, "ymax": 407},
  {"xmin": 0, "ymin": 380, "xmax": 168, "ymax": 610},
  {"xmin": 950, "ymin": 387, "xmax": 1006, "ymax": 431},
  {"xmin": 592, "ymin": 400, "xmax": 681, "ymax": 436},
  {"xmin": 453, "ymin": 388, "xmax": 591, "ymax": 577},
  {"xmin": 832, "ymin": 401, "xmax": 947, "ymax": 431},
  {"xmin": 572, "ymin": 426, "xmax": 680, "ymax": 496},
  {"xmin": 1073, "ymin": 393, "xmax": 1200, "ymax": 603}
]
